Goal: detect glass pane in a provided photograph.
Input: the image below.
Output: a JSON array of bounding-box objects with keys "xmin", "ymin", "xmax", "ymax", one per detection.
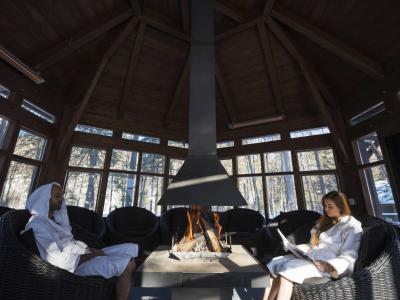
[
  {"xmin": 64, "ymin": 171, "xmax": 101, "ymax": 210},
  {"xmin": 212, "ymin": 205, "xmax": 232, "ymax": 212},
  {"xmin": 0, "ymin": 84, "xmax": 10, "ymax": 99},
  {"xmin": 168, "ymin": 140, "xmax": 188, "ymax": 148},
  {"xmin": 75, "ymin": 124, "xmax": 113, "ymax": 137},
  {"xmin": 237, "ymin": 154, "xmax": 262, "ymax": 174},
  {"xmin": 356, "ymin": 132, "xmax": 383, "ymax": 165},
  {"xmin": 302, "ymin": 174, "xmax": 338, "ymax": 213},
  {"xmin": 220, "ymin": 159, "xmax": 233, "ymax": 176},
  {"xmin": 290, "ymin": 127, "xmax": 330, "ymax": 139},
  {"xmin": 242, "ymin": 134, "xmax": 281, "ymax": 145},
  {"xmin": 0, "ymin": 161, "xmax": 37, "ymax": 209},
  {"xmin": 103, "ymin": 173, "xmax": 136, "ymax": 217},
  {"xmin": 21, "ymin": 99, "xmax": 56, "ymax": 124},
  {"xmin": 0, "ymin": 115, "xmax": 9, "ymax": 148},
  {"xmin": 169, "ymin": 158, "xmax": 184, "ymax": 176},
  {"xmin": 110, "ymin": 149, "xmax": 138, "ymax": 171},
  {"xmin": 298, "ymin": 149, "xmax": 336, "ymax": 171},
  {"xmin": 141, "ymin": 153, "xmax": 165, "ymax": 174},
  {"xmin": 13, "ymin": 129, "xmax": 47, "ymax": 161},
  {"xmin": 217, "ymin": 141, "xmax": 234, "ymax": 148},
  {"xmin": 69, "ymin": 146, "xmax": 106, "ymax": 169},
  {"xmin": 122, "ymin": 132, "xmax": 160, "ymax": 144},
  {"xmin": 363, "ymin": 164, "xmax": 398, "ymax": 223},
  {"xmin": 266, "ymin": 175, "xmax": 298, "ymax": 218},
  {"xmin": 138, "ymin": 175, "xmax": 163, "ymax": 216},
  {"xmin": 237, "ymin": 176, "xmax": 264, "ymax": 216},
  {"xmin": 264, "ymin": 151, "xmax": 293, "ymax": 173}
]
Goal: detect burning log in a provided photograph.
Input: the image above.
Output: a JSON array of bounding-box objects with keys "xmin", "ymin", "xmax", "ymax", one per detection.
[{"xmin": 174, "ymin": 206, "xmax": 225, "ymax": 253}]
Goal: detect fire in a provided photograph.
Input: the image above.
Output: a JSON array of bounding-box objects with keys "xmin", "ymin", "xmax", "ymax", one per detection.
[{"xmin": 213, "ymin": 212, "xmax": 222, "ymax": 240}]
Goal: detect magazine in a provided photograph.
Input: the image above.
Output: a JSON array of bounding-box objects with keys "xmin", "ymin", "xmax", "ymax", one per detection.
[{"xmin": 277, "ymin": 229, "xmax": 314, "ymax": 261}]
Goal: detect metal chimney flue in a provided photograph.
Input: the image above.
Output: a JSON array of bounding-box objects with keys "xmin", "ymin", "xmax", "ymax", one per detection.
[{"xmin": 158, "ymin": 0, "xmax": 247, "ymax": 206}]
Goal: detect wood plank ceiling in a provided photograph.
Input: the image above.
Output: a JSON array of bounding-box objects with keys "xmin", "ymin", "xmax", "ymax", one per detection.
[{"xmin": 1, "ymin": 0, "xmax": 400, "ymax": 141}]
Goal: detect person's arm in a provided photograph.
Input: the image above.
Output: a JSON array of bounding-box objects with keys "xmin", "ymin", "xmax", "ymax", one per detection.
[
  {"xmin": 31, "ymin": 223, "xmax": 81, "ymax": 273},
  {"xmin": 78, "ymin": 251, "xmax": 105, "ymax": 265},
  {"xmin": 324, "ymin": 224, "xmax": 363, "ymax": 277}
]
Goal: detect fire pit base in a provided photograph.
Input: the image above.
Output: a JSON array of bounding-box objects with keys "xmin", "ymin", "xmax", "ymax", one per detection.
[{"xmin": 133, "ymin": 245, "xmax": 269, "ymax": 299}]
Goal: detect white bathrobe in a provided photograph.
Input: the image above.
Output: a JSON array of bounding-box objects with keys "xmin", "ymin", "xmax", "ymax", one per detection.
[
  {"xmin": 267, "ymin": 215, "xmax": 362, "ymax": 283},
  {"xmin": 22, "ymin": 182, "xmax": 138, "ymax": 279}
]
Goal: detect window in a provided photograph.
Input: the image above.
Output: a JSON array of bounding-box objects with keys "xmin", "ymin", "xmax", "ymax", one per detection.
[
  {"xmin": 350, "ymin": 101, "xmax": 385, "ymax": 126},
  {"xmin": 122, "ymin": 132, "xmax": 160, "ymax": 144},
  {"xmin": 64, "ymin": 170, "xmax": 101, "ymax": 210},
  {"xmin": 75, "ymin": 124, "xmax": 113, "ymax": 137},
  {"xmin": 0, "ymin": 84, "xmax": 10, "ymax": 99},
  {"xmin": 104, "ymin": 173, "xmax": 136, "ymax": 216},
  {"xmin": 297, "ymin": 149, "xmax": 336, "ymax": 171},
  {"xmin": 21, "ymin": 99, "xmax": 56, "ymax": 124},
  {"xmin": 0, "ymin": 161, "xmax": 38, "ymax": 209},
  {"xmin": 238, "ymin": 176, "xmax": 264, "ymax": 215},
  {"xmin": 302, "ymin": 174, "xmax": 338, "ymax": 213},
  {"xmin": 13, "ymin": 129, "xmax": 47, "ymax": 161},
  {"xmin": 217, "ymin": 141, "xmax": 234, "ymax": 148},
  {"xmin": 264, "ymin": 151, "xmax": 298, "ymax": 218},
  {"xmin": 168, "ymin": 140, "xmax": 188, "ymax": 149},
  {"xmin": 0, "ymin": 115, "xmax": 10, "ymax": 148},
  {"xmin": 65, "ymin": 146, "xmax": 105, "ymax": 210},
  {"xmin": 237, "ymin": 154, "xmax": 262, "ymax": 174},
  {"xmin": 298, "ymin": 148, "xmax": 338, "ymax": 213},
  {"xmin": 110, "ymin": 149, "xmax": 138, "ymax": 171},
  {"xmin": 220, "ymin": 159, "xmax": 233, "ymax": 176},
  {"xmin": 141, "ymin": 153, "xmax": 165, "ymax": 174},
  {"xmin": 69, "ymin": 146, "xmax": 106, "ymax": 169},
  {"xmin": 0, "ymin": 129, "xmax": 48, "ymax": 208},
  {"xmin": 169, "ymin": 158, "xmax": 184, "ymax": 176},
  {"xmin": 290, "ymin": 127, "xmax": 330, "ymax": 139},
  {"xmin": 356, "ymin": 132, "xmax": 398, "ymax": 223},
  {"xmin": 138, "ymin": 175, "xmax": 163, "ymax": 216},
  {"xmin": 242, "ymin": 134, "xmax": 281, "ymax": 145}
]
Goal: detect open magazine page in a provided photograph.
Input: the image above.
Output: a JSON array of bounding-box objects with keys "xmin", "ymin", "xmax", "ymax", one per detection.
[{"xmin": 277, "ymin": 229, "xmax": 314, "ymax": 261}]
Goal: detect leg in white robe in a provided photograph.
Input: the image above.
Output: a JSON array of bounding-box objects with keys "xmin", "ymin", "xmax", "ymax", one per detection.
[
  {"xmin": 267, "ymin": 254, "xmax": 330, "ymax": 284},
  {"xmin": 75, "ymin": 243, "xmax": 138, "ymax": 279}
]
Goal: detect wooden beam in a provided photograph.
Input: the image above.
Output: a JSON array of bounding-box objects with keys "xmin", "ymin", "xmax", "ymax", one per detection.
[
  {"xmin": 117, "ymin": 22, "xmax": 146, "ymax": 118},
  {"xmin": 263, "ymin": 0, "xmax": 277, "ymax": 17},
  {"xmin": 129, "ymin": 0, "xmax": 142, "ymax": 16},
  {"xmin": 215, "ymin": 1, "xmax": 245, "ymax": 22},
  {"xmin": 215, "ymin": 63, "xmax": 237, "ymax": 124},
  {"xmin": 266, "ymin": 17, "xmax": 350, "ymax": 163},
  {"xmin": 270, "ymin": 5, "xmax": 385, "ymax": 79},
  {"xmin": 164, "ymin": 53, "xmax": 190, "ymax": 126},
  {"xmin": 216, "ymin": 18, "xmax": 260, "ymax": 41},
  {"xmin": 140, "ymin": 15, "xmax": 190, "ymax": 42},
  {"xmin": 181, "ymin": 0, "xmax": 190, "ymax": 33},
  {"xmin": 30, "ymin": 10, "xmax": 134, "ymax": 71},
  {"xmin": 257, "ymin": 20, "xmax": 284, "ymax": 114},
  {"xmin": 57, "ymin": 17, "xmax": 138, "ymax": 160}
]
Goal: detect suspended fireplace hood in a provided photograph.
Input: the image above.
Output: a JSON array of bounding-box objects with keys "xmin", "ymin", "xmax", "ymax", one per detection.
[{"xmin": 158, "ymin": 0, "xmax": 246, "ymax": 207}]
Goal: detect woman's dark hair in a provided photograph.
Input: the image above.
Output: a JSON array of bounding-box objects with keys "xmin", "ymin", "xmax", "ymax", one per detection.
[{"xmin": 311, "ymin": 191, "xmax": 351, "ymax": 246}]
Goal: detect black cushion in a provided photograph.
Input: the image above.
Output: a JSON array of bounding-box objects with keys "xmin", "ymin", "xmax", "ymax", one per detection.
[
  {"xmin": 354, "ymin": 223, "xmax": 387, "ymax": 271},
  {"xmin": 19, "ymin": 228, "xmax": 40, "ymax": 256},
  {"xmin": 225, "ymin": 209, "xmax": 264, "ymax": 233}
]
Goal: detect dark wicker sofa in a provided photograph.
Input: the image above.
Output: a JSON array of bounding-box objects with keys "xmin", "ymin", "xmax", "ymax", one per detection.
[
  {"xmin": 0, "ymin": 209, "xmax": 115, "ymax": 300},
  {"xmin": 284, "ymin": 215, "xmax": 400, "ymax": 300}
]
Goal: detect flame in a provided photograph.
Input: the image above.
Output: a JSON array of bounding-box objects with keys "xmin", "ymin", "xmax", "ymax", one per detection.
[
  {"xmin": 186, "ymin": 209, "xmax": 193, "ymax": 240},
  {"xmin": 213, "ymin": 212, "xmax": 222, "ymax": 240}
]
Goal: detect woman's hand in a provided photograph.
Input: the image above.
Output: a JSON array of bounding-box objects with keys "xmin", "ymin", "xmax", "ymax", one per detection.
[{"xmin": 314, "ymin": 260, "xmax": 335, "ymax": 273}]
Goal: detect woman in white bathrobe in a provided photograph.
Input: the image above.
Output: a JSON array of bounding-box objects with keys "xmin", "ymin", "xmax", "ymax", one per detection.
[
  {"xmin": 263, "ymin": 191, "xmax": 363, "ymax": 300},
  {"xmin": 22, "ymin": 182, "xmax": 139, "ymax": 300}
]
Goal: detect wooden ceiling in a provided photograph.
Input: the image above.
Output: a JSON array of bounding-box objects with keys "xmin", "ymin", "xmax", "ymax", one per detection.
[{"xmin": 1, "ymin": 0, "xmax": 400, "ymax": 141}]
